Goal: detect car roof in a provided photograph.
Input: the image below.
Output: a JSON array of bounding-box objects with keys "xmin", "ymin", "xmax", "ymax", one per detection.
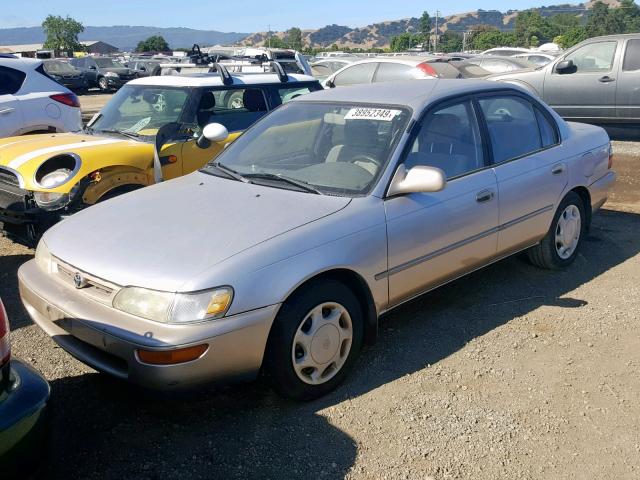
[
  {"xmin": 350, "ymin": 56, "xmax": 436, "ymax": 66},
  {"xmin": 0, "ymin": 56, "xmax": 42, "ymax": 70},
  {"xmin": 128, "ymin": 72, "xmax": 318, "ymax": 87},
  {"xmin": 293, "ymin": 79, "xmax": 518, "ymax": 114}
]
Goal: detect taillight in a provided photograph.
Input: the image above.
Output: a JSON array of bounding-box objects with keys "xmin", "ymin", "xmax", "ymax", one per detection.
[
  {"xmin": 608, "ymin": 143, "xmax": 614, "ymax": 170},
  {"xmin": 50, "ymin": 93, "xmax": 81, "ymax": 108},
  {"xmin": 416, "ymin": 62, "xmax": 439, "ymax": 78},
  {"xmin": 0, "ymin": 299, "xmax": 10, "ymax": 367}
]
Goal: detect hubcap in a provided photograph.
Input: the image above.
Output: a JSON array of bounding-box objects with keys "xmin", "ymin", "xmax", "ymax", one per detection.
[
  {"xmin": 555, "ymin": 204, "xmax": 581, "ymax": 260},
  {"xmin": 291, "ymin": 302, "xmax": 353, "ymax": 385}
]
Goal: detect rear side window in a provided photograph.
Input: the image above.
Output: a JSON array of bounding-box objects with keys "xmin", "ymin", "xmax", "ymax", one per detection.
[
  {"xmin": 623, "ymin": 39, "xmax": 640, "ymax": 71},
  {"xmin": 374, "ymin": 63, "xmax": 414, "ymax": 83},
  {"xmin": 535, "ymin": 108, "xmax": 559, "ymax": 148},
  {"xmin": 275, "ymin": 85, "xmax": 317, "ymax": 105},
  {"xmin": 0, "ymin": 66, "xmax": 26, "ymax": 95},
  {"xmin": 479, "ymin": 96, "xmax": 542, "ymax": 163},
  {"xmin": 333, "ymin": 63, "xmax": 377, "ymax": 87}
]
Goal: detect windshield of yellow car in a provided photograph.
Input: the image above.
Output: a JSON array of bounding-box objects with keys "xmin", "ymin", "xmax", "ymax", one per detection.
[
  {"xmin": 90, "ymin": 85, "xmax": 190, "ymax": 136},
  {"xmin": 204, "ymin": 101, "xmax": 411, "ymax": 196}
]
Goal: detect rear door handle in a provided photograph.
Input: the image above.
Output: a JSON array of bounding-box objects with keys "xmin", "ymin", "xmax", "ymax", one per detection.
[
  {"xmin": 551, "ymin": 163, "xmax": 566, "ymax": 175},
  {"xmin": 599, "ymin": 76, "xmax": 615, "ymax": 83},
  {"xmin": 0, "ymin": 108, "xmax": 15, "ymax": 115},
  {"xmin": 476, "ymin": 190, "xmax": 495, "ymax": 203}
]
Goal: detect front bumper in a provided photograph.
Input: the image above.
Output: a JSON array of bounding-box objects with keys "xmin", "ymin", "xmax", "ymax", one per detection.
[
  {"xmin": 19, "ymin": 260, "xmax": 279, "ymax": 390},
  {"xmin": 0, "ymin": 359, "xmax": 50, "ymax": 469}
]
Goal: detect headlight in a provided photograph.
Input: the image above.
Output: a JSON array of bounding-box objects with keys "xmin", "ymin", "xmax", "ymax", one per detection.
[
  {"xmin": 35, "ymin": 239, "xmax": 53, "ymax": 274},
  {"xmin": 113, "ymin": 286, "xmax": 233, "ymax": 324},
  {"xmin": 105, "ymin": 72, "xmax": 119, "ymax": 78},
  {"xmin": 40, "ymin": 168, "xmax": 72, "ymax": 189},
  {"xmin": 33, "ymin": 168, "xmax": 80, "ymax": 211}
]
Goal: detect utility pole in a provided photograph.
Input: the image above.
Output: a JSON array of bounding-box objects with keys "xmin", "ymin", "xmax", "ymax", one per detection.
[
  {"xmin": 434, "ymin": 10, "xmax": 440, "ymax": 53},
  {"xmin": 268, "ymin": 24, "xmax": 271, "ymax": 49}
]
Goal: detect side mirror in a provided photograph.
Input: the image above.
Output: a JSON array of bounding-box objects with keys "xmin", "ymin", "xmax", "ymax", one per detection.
[
  {"xmin": 197, "ymin": 123, "xmax": 229, "ymax": 149},
  {"xmin": 325, "ymin": 79, "xmax": 335, "ymax": 88},
  {"xmin": 89, "ymin": 65, "xmax": 97, "ymax": 70},
  {"xmin": 387, "ymin": 165, "xmax": 446, "ymax": 197},
  {"xmin": 555, "ymin": 59, "xmax": 575, "ymax": 74}
]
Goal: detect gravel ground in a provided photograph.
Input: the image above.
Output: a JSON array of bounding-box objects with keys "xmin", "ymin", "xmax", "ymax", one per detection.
[{"xmin": 1, "ymin": 142, "xmax": 639, "ymax": 479}]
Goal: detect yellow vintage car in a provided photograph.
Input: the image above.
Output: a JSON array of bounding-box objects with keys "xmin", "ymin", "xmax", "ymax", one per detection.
[{"xmin": 0, "ymin": 71, "xmax": 321, "ymax": 243}]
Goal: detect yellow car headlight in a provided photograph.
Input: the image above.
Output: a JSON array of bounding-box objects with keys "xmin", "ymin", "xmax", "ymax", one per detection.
[{"xmin": 113, "ymin": 286, "xmax": 233, "ymax": 324}]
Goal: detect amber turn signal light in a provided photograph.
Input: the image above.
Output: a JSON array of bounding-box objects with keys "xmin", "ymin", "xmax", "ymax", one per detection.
[{"xmin": 137, "ymin": 344, "xmax": 208, "ymax": 365}]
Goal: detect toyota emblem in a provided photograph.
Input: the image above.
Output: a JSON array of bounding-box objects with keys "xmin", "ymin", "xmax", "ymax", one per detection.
[{"xmin": 73, "ymin": 272, "xmax": 85, "ymax": 289}]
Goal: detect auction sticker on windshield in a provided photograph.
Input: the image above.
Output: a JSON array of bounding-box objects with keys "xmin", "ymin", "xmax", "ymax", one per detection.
[{"xmin": 344, "ymin": 108, "xmax": 401, "ymax": 121}]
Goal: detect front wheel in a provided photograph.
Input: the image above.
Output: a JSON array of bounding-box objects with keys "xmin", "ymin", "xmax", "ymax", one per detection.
[
  {"xmin": 527, "ymin": 191, "xmax": 586, "ymax": 269},
  {"xmin": 264, "ymin": 280, "xmax": 363, "ymax": 401},
  {"xmin": 97, "ymin": 77, "xmax": 109, "ymax": 92}
]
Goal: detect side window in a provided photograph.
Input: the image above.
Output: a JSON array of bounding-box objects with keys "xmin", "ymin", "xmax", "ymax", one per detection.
[
  {"xmin": 406, "ymin": 101, "xmax": 484, "ymax": 179},
  {"xmin": 478, "ymin": 96, "xmax": 542, "ymax": 163},
  {"xmin": 535, "ymin": 108, "xmax": 559, "ymax": 148},
  {"xmin": 564, "ymin": 41, "xmax": 617, "ymax": 73},
  {"xmin": 373, "ymin": 63, "xmax": 414, "ymax": 83},
  {"xmin": 333, "ymin": 63, "xmax": 377, "ymax": 87},
  {"xmin": 194, "ymin": 88, "xmax": 268, "ymax": 133},
  {"xmin": 0, "ymin": 66, "xmax": 26, "ymax": 95},
  {"xmin": 275, "ymin": 86, "xmax": 314, "ymax": 105},
  {"xmin": 623, "ymin": 39, "xmax": 640, "ymax": 72}
]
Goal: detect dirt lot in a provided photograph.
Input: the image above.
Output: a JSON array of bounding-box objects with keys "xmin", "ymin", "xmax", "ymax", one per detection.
[
  {"xmin": 1, "ymin": 142, "xmax": 639, "ymax": 479},
  {"xmin": 78, "ymin": 92, "xmax": 112, "ymax": 122}
]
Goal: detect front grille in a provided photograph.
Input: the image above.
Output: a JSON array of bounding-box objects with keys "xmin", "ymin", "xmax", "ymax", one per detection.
[
  {"xmin": 0, "ymin": 168, "xmax": 19, "ymax": 187},
  {"xmin": 54, "ymin": 259, "xmax": 119, "ymax": 304}
]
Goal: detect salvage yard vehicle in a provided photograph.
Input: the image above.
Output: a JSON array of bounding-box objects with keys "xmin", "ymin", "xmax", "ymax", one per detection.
[
  {"xmin": 19, "ymin": 80, "xmax": 616, "ymax": 401},
  {"xmin": 69, "ymin": 56, "xmax": 136, "ymax": 92},
  {"xmin": 488, "ymin": 34, "xmax": 640, "ymax": 125},
  {"xmin": 0, "ymin": 298, "xmax": 50, "ymax": 474},
  {"xmin": 0, "ymin": 56, "xmax": 82, "ymax": 137},
  {"xmin": 42, "ymin": 59, "xmax": 90, "ymax": 93},
  {"xmin": 0, "ymin": 65, "xmax": 322, "ymax": 244}
]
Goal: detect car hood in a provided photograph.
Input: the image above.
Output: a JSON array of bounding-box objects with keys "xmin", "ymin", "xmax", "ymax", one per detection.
[
  {"xmin": 43, "ymin": 172, "xmax": 352, "ymax": 292},
  {"xmin": 0, "ymin": 132, "xmax": 149, "ymax": 191}
]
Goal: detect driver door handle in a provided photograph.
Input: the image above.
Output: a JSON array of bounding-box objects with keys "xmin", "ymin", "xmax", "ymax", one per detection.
[
  {"xmin": 599, "ymin": 76, "xmax": 616, "ymax": 83},
  {"xmin": 551, "ymin": 163, "xmax": 566, "ymax": 175},
  {"xmin": 476, "ymin": 189, "xmax": 495, "ymax": 203},
  {"xmin": 0, "ymin": 108, "xmax": 15, "ymax": 115}
]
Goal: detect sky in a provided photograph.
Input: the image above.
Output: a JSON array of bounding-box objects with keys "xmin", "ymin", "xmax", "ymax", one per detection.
[{"xmin": 0, "ymin": 0, "xmax": 566, "ymax": 32}]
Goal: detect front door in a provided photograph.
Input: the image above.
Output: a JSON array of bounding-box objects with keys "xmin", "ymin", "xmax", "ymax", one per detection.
[
  {"xmin": 544, "ymin": 40, "xmax": 619, "ymax": 120},
  {"xmin": 616, "ymin": 38, "xmax": 640, "ymax": 121},
  {"xmin": 385, "ymin": 100, "xmax": 499, "ymax": 306},
  {"xmin": 0, "ymin": 66, "xmax": 26, "ymax": 137}
]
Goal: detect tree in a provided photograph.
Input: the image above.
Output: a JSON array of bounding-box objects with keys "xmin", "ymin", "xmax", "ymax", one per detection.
[
  {"xmin": 285, "ymin": 27, "xmax": 303, "ymax": 51},
  {"xmin": 438, "ymin": 30, "xmax": 463, "ymax": 53},
  {"xmin": 554, "ymin": 27, "xmax": 588, "ymax": 48},
  {"xmin": 267, "ymin": 35, "xmax": 286, "ymax": 49},
  {"xmin": 135, "ymin": 35, "xmax": 170, "ymax": 53},
  {"xmin": 42, "ymin": 15, "xmax": 84, "ymax": 55},
  {"xmin": 529, "ymin": 35, "xmax": 540, "ymax": 48},
  {"xmin": 419, "ymin": 11, "xmax": 432, "ymax": 37},
  {"xmin": 471, "ymin": 29, "xmax": 517, "ymax": 51},
  {"xmin": 389, "ymin": 32, "xmax": 424, "ymax": 52}
]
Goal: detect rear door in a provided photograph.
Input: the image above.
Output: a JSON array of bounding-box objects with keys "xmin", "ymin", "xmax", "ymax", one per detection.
[
  {"xmin": 330, "ymin": 62, "xmax": 378, "ymax": 87},
  {"xmin": 0, "ymin": 66, "xmax": 26, "ymax": 137},
  {"xmin": 477, "ymin": 93, "xmax": 567, "ymax": 254},
  {"xmin": 616, "ymin": 38, "xmax": 640, "ymax": 121},
  {"xmin": 543, "ymin": 40, "xmax": 619, "ymax": 120}
]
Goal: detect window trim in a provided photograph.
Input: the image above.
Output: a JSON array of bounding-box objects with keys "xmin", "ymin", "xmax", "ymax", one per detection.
[
  {"xmin": 474, "ymin": 90, "xmax": 562, "ymax": 167},
  {"xmin": 382, "ymin": 88, "xmax": 563, "ymax": 198}
]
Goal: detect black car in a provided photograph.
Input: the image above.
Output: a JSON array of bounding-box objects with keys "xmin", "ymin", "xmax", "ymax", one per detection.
[
  {"xmin": 125, "ymin": 59, "xmax": 162, "ymax": 77},
  {"xmin": 42, "ymin": 59, "xmax": 89, "ymax": 93},
  {"xmin": 0, "ymin": 298, "xmax": 50, "ymax": 474},
  {"xmin": 69, "ymin": 56, "xmax": 136, "ymax": 91}
]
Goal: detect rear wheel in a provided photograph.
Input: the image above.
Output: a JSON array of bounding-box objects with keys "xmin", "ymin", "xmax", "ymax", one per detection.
[
  {"xmin": 264, "ymin": 280, "xmax": 363, "ymax": 401},
  {"xmin": 527, "ymin": 191, "xmax": 586, "ymax": 269}
]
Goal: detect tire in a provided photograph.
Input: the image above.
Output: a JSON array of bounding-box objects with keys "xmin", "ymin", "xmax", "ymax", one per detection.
[
  {"xmin": 264, "ymin": 280, "xmax": 364, "ymax": 401},
  {"xmin": 97, "ymin": 77, "xmax": 109, "ymax": 92},
  {"xmin": 527, "ymin": 191, "xmax": 586, "ymax": 270}
]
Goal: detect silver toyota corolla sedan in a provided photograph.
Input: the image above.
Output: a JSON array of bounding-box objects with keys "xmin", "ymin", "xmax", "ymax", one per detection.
[{"xmin": 19, "ymin": 80, "xmax": 616, "ymax": 400}]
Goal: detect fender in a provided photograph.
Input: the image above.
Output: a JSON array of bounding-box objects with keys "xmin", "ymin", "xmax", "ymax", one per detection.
[{"xmin": 82, "ymin": 166, "xmax": 151, "ymax": 205}]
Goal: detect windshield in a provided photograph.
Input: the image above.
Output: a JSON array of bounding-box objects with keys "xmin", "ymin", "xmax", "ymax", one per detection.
[
  {"xmin": 95, "ymin": 58, "xmax": 123, "ymax": 68},
  {"xmin": 90, "ymin": 85, "xmax": 190, "ymax": 136},
  {"xmin": 45, "ymin": 60, "xmax": 77, "ymax": 74},
  {"xmin": 204, "ymin": 102, "xmax": 411, "ymax": 196}
]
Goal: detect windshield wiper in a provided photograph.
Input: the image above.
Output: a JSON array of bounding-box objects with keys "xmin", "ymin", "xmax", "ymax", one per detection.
[
  {"xmin": 243, "ymin": 173, "xmax": 322, "ymax": 195},
  {"xmin": 98, "ymin": 129, "xmax": 140, "ymax": 140},
  {"xmin": 201, "ymin": 162, "xmax": 247, "ymax": 182}
]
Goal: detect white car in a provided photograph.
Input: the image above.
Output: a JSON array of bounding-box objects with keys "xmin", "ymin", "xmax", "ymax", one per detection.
[
  {"xmin": 513, "ymin": 52, "xmax": 559, "ymax": 66},
  {"xmin": 481, "ymin": 47, "xmax": 533, "ymax": 57},
  {"xmin": 0, "ymin": 55, "xmax": 82, "ymax": 137}
]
